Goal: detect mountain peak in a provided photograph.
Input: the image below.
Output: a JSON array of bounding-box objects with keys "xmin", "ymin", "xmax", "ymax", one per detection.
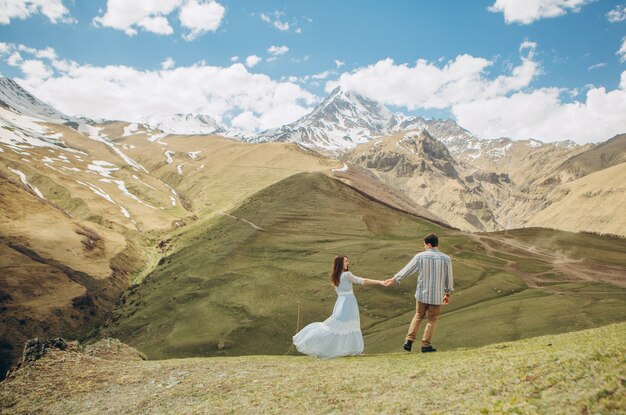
[
  {"xmin": 247, "ymin": 88, "xmax": 397, "ymax": 150},
  {"xmin": 143, "ymin": 113, "xmax": 226, "ymax": 135},
  {"xmin": 0, "ymin": 77, "xmax": 77, "ymax": 123}
]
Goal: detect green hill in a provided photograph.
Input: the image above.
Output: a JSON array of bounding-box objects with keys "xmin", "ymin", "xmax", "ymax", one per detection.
[
  {"xmin": 98, "ymin": 172, "xmax": 626, "ymax": 360},
  {"xmin": 1, "ymin": 323, "xmax": 624, "ymax": 414}
]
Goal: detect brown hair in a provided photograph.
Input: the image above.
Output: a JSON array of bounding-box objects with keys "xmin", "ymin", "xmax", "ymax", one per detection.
[{"xmin": 331, "ymin": 256, "xmax": 347, "ymax": 287}]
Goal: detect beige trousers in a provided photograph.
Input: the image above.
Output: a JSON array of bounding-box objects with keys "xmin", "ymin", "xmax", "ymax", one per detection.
[{"xmin": 406, "ymin": 301, "xmax": 441, "ymax": 346}]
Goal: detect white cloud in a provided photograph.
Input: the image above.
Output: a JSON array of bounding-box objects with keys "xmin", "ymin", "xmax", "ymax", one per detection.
[
  {"xmin": 291, "ymin": 55, "xmax": 309, "ymax": 64},
  {"xmin": 619, "ymin": 37, "xmax": 626, "ymax": 63},
  {"xmin": 588, "ymin": 62, "xmax": 607, "ymax": 71},
  {"xmin": 452, "ymin": 74, "xmax": 626, "ymax": 144},
  {"xmin": 231, "ymin": 111, "xmax": 261, "ymax": 131},
  {"xmin": 489, "ymin": 0, "xmax": 593, "ymax": 24},
  {"xmin": 34, "ymin": 46, "xmax": 56, "ymax": 60},
  {"xmin": 274, "ymin": 20, "xmax": 289, "ymax": 31},
  {"xmin": 93, "ymin": 0, "xmax": 225, "ymax": 40},
  {"xmin": 4, "ymin": 43, "xmax": 316, "ymax": 131},
  {"xmin": 326, "ymin": 44, "xmax": 539, "ymax": 110},
  {"xmin": 137, "ymin": 15, "xmax": 173, "ymax": 35},
  {"xmin": 519, "ymin": 40, "xmax": 537, "ymax": 59},
  {"xmin": 323, "ymin": 41, "xmax": 626, "ymax": 143},
  {"xmin": 245, "ymin": 55, "xmax": 262, "ymax": 68},
  {"xmin": 93, "ymin": 0, "xmax": 179, "ymax": 34},
  {"xmin": 607, "ymin": 5, "xmax": 626, "ymax": 22},
  {"xmin": 3, "ymin": 44, "xmax": 58, "ymax": 67},
  {"xmin": 334, "ymin": 60, "xmax": 345, "ymax": 68},
  {"xmin": 7, "ymin": 52, "xmax": 23, "ymax": 66},
  {"xmin": 20, "ymin": 59, "xmax": 52, "ymax": 81},
  {"xmin": 230, "ymin": 56, "xmax": 239, "ymax": 62},
  {"xmin": 258, "ymin": 11, "xmax": 300, "ymax": 32},
  {"xmin": 179, "ymin": 0, "xmax": 226, "ymax": 41},
  {"xmin": 161, "ymin": 57, "xmax": 175, "ymax": 70},
  {"xmin": 311, "ymin": 70, "xmax": 332, "ymax": 80},
  {"xmin": 267, "ymin": 45, "xmax": 289, "ymax": 56},
  {"xmin": 0, "ymin": 0, "xmax": 75, "ymax": 25}
]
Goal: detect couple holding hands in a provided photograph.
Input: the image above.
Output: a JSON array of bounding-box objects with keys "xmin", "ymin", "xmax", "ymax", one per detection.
[{"xmin": 293, "ymin": 233, "xmax": 454, "ymax": 358}]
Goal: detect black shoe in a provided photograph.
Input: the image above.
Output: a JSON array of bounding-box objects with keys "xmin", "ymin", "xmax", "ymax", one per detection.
[
  {"xmin": 403, "ymin": 340, "xmax": 413, "ymax": 352},
  {"xmin": 421, "ymin": 345, "xmax": 437, "ymax": 353}
]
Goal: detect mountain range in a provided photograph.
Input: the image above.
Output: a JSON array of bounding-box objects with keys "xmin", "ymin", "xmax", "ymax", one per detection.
[{"xmin": 1, "ymin": 76, "xmax": 623, "ymax": 235}]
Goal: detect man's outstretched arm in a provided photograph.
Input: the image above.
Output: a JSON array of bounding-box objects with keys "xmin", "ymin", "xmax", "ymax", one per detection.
[{"xmin": 385, "ymin": 254, "xmax": 421, "ymax": 286}]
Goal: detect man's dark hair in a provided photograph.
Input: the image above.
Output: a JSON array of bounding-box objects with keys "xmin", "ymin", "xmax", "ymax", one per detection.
[{"xmin": 424, "ymin": 233, "xmax": 439, "ymax": 247}]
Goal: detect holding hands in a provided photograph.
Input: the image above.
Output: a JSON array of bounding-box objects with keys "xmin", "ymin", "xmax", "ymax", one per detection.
[
  {"xmin": 382, "ymin": 278, "xmax": 395, "ymax": 287},
  {"xmin": 374, "ymin": 279, "xmax": 393, "ymax": 287}
]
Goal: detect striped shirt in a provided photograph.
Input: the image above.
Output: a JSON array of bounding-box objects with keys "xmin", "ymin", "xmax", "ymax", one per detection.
[{"xmin": 393, "ymin": 248, "xmax": 454, "ymax": 305}]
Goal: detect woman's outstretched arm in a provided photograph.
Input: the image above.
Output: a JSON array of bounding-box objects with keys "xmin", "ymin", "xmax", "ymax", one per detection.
[
  {"xmin": 346, "ymin": 272, "xmax": 385, "ymax": 286},
  {"xmin": 362, "ymin": 278, "xmax": 385, "ymax": 286}
]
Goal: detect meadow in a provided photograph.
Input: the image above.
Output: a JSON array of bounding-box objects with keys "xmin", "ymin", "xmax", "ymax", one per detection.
[{"xmin": 99, "ymin": 173, "xmax": 626, "ymax": 359}]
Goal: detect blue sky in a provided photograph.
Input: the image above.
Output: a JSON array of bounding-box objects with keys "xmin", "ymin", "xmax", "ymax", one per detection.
[{"xmin": 0, "ymin": 0, "xmax": 625, "ymax": 142}]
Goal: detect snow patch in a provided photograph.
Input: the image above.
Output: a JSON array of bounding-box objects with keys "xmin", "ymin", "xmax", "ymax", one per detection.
[
  {"xmin": 187, "ymin": 151, "xmax": 201, "ymax": 160},
  {"xmin": 8, "ymin": 167, "xmax": 45, "ymax": 199},
  {"xmin": 332, "ymin": 163, "xmax": 348, "ymax": 173},
  {"xmin": 121, "ymin": 123, "xmax": 139, "ymax": 137},
  {"xmin": 0, "ymin": 107, "xmax": 83, "ymax": 153},
  {"xmin": 147, "ymin": 132, "xmax": 168, "ymax": 143},
  {"xmin": 164, "ymin": 151, "xmax": 174, "ymax": 164},
  {"xmin": 78, "ymin": 124, "xmax": 148, "ymax": 173},
  {"xmin": 99, "ymin": 178, "xmax": 156, "ymax": 208},
  {"xmin": 75, "ymin": 180, "xmax": 133, "ymax": 221},
  {"xmin": 87, "ymin": 160, "xmax": 119, "ymax": 178}
]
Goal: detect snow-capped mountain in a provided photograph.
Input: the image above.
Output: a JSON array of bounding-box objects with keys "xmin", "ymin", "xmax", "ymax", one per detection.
[
  {"xmin": 246, "ymin": 87, "xmax": 396, "ymax": 150},
  {"xmin": 242, "ymin": 86, "xmax": 488, "ymax": 154},
  {"xmin": 143, "ymin": 113, "xmax": 226, "ymax": 135},
  {"xmin": 0, "ymin": 77, "xmax": 79, "ymax": 124},
  {"xmin": 239, "ymin": 86, "xmax": 583, "ymax": 169}
]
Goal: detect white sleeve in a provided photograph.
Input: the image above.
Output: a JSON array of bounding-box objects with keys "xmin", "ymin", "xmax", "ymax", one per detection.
[{"xmin": 346, "ymin": 272, "xmax": 364, "ymax": 285}]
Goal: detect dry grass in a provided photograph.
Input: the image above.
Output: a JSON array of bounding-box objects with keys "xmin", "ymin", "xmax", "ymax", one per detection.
[{"xmin": 1, "ymin": 323, "xmax": 624, "ymax": 414}]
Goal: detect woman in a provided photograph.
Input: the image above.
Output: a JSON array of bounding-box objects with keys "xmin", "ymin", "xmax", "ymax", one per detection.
[{"xmin": 293, "ymin": 256, "xmax": 385, "ymax": 358}]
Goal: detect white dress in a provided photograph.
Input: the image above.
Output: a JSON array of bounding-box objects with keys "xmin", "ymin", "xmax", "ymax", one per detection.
[{"xmin": 293, "ymin": 271, "xmax": 365, "ymax": 358}]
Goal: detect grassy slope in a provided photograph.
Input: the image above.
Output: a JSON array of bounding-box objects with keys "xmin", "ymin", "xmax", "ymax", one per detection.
[
  {"xmin": 0, "ymin": 173, "xmax": 147, "ymax": 378},
  {"xmin": 100, "ymin": 172, "xmax": 626, "ymax": 360},
  {"xmin": 118, "ymin": 133, "xmax": 340, "ymax": 216},
  {"xmin": 526, "ymin": 162, "xmax": 626, "ymax": 237},
  {"xmin": 1, "ymin": 323, "xmax": 624, "ymax": 414}
]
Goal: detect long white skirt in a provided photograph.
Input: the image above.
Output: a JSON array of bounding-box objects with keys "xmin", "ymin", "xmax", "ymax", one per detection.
[{"xmin": 293, "ymin": 293, "xmax": 364, "ymax": 358}]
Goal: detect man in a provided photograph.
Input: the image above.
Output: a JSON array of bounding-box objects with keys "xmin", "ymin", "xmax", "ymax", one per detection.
[{"xmin": 384, "ymin": 233, "xmax": 453, "ymax": 353}]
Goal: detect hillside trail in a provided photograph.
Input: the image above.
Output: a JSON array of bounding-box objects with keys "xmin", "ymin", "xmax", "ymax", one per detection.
[
  {"xmin": 469, "ymin": 234, "xmax": 626, "ymax": 289},
  {"xmin": 218, "ymin": 212, "xmax": 265, "ymax": 231}
]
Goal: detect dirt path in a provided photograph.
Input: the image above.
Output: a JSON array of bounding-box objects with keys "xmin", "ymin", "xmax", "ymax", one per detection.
[
  {"xmin": 219, "ymin": 212, "xmax": 265, "ymax": 231},
  {"xmin": 471, "ymin": 234, "xmax": 626, "ymax": 289}
]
